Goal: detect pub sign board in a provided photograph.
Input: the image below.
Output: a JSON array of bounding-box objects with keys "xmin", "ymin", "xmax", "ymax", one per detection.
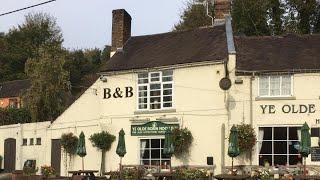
[
  {"xmin": 311, "ymin": 147, "xmax": 320, "ymax": 161},
  {"xmin": 131, "ymin": 121, "xmax": 179, "ymax": 136}
]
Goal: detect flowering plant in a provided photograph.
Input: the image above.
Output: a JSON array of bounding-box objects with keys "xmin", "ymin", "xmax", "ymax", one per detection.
[
  {"xmin": 174, "ymin": 167, "xmax": 209, "ymax": 180},
  {"xmin": 237, "ymin": 124, "xmax": 256, "ymax": 154},
  {"xmin": 41, "ymin": 165, "xmax": 55, "ymax": 178}
]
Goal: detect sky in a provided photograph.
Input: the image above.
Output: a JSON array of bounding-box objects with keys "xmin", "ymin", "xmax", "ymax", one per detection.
[{"xmin": 0, "ymin": 0, "xmax": 189, "ymax": 49}]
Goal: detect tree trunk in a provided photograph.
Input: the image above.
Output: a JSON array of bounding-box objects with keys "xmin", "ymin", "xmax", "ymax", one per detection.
[{"xmin": 101, "ymin": 150, "xmax": 106, "ymax": 176}]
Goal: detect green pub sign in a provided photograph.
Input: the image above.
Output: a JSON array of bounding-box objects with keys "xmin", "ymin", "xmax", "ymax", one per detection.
[{"xmin": 131, "ymin": 121, "xmax": 179, "ymax": 136}]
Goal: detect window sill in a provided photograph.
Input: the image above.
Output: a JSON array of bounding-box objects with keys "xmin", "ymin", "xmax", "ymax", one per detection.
[
  {"xmin": 255, "ymin": 96, "xmax": 296, "ymax": 101},
  {"xmin": 134, "ymin": 109, "xmax": 176, "ymax": 115}
]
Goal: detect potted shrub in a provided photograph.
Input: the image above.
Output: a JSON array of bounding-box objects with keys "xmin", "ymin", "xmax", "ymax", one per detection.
[{"xmin": 89, "ymin": 131, "xmax": 116, "ymax": 175}]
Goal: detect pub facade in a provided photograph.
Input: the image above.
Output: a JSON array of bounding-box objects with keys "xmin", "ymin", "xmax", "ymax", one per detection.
[{"xmin": 1, "ymin": 1, "xmax": 320, "ymax": 176}]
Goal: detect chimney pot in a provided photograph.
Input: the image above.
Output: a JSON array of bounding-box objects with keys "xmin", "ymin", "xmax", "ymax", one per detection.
[{"xmin": 111, "ymin": 9, "xmax": 131, "ymax": 54}]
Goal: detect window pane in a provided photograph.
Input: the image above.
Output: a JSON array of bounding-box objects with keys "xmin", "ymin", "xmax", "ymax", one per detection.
[
  {"xmin": 138, "ymin": 79, "xmax": 148, "ymax": 84},
  {"xmin": 151, "ymin": 139, "xmax": 160, "ymax": 148},
  {"xmin": 141, "ymin": 160, "xmax": 150, "ymax": 166},
  {"xmin": 150, "ymin": 97, "xmax": 161, "ymax": 103},
  {"xmin": 138, "ymin": 73, "xmax": 148, "ymax": 79},
  {"xmin": 150, "ymin": 90, "xmax": 160, "ymax": 96},
  {"xmin": 274, "ymin": 155, "xmax": 287, "ymax": 165},
  {"xmin": 274, "ymin": 141, "xmax": 287, "ymax": 154},
  {"xmin": 150, "ymin": 104, "xmax": 161, "ymax": 109},
  {"xmin": 141, "ymin": 139, "xmax": 150, "ymax": 149},
  {"xmin": 139, "ymin": 98, "xmax": 147, "ymax": 103},
  {"xmin": 281, "ymin": 75, "xmax": 291, "ymax": 96},
  {"xmin": 163, "ymin": 84, "xmax": 172, "ymax": 89},
  {"xmin": 139, "ymin": 104, "xmax": 147, "ymax": 109},
  {"xmin": 151, "ymin": 160, "xmax": 161, "ymax": 166},
  {"xmin": 150, "ymin": 84, "xmax": 161, "ymax": 90},
  {"xmin": 163, "ymin": 89, "xmax": 172, "ymax": 95},
  {"xmin": 259, "ymin": 155, "xmax": 272, "ymax": 166},
  {"xmin": 289, "ymin": 155, "xmax": 302, "ymax": 165},
  {"xmin": 260, "ymin": 141, "xmax": 272, "ymax": 154},
  {"xmin": 162, "ymin": 70, "xmax": 173, "ymax": 77},
  {"xmin": 151, "ymin": 149, "xmax": 161, "ymax": 158},
  {"xmin": 161, "ymin": 150, "xmax": 171, "ymax": 159},
  {"xmin": 151, "ymin": 73, "xmax": 160, "ymax": 82},
  {"xmin": 162, "ymin": 76, "xmax": 173, "ymax": 82},
  {"xmin": 163, "ymin": 96, "xmax": 172, "ymax": 102},
  {"xmin": 289, "ymin": 141, "xmax": 299, "ymax": 154},
  {"xmin": 289, "ymin": 127, "xmax": 300, "ymax": 140},
  {"xmin": 139, "ymin": 86, "xmax": 147, "ymax": 91},
  {"xmin": 270, "ymin": 76, "xmax": 280, "ymax": 96},
  {"xmin": 262, "ymin": 127, "xmax": 272, "ymax": 140},
  {"xmin": 163, "ymin": 103, "xmax": 172, "ymax": 108},
  {"xmin": 274, "ymin": 127, "xmax": 287, "ymax": 140},
  {"xmin": 141, "ymin": 150, "xmax": 150, "ymax": 159},
  {"xmin": 259, "ymin": 76, "xmax": 269, "ymax": 96},
  {"xmin": 139, "ymin": 91, "xmax": 147, "ymax": 97}
]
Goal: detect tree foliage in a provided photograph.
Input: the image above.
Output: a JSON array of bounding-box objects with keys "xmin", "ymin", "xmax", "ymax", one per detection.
[
  {"xmin": 175, "ymin": 0, "xmax": 320, "ymax": 35},
  {"xmin": 23, "ymin": 46, "xmax": 71, "ymax": 122},
  {"xmin": 174, "ymin": 0, "xmax": 214, "ymax": 31}
]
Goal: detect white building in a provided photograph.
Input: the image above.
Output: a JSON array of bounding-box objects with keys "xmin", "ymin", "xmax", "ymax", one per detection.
[{"xmin": 1, "ymin": 0, "xmax": 320, "ymax": 176}]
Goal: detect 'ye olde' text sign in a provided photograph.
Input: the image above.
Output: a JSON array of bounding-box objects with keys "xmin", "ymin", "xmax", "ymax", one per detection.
[
  {"xmin": 131, "ymin": 121, "xmax": 179, "ymax": 136},
  {"xmin": 260, "ymin": 104, "xmax": 316, "ymax": 114}
]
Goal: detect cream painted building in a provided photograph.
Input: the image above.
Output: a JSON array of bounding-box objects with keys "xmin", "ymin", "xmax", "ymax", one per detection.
[{"xmin": 1, "ymin": 1, "xmax": 320, "ymax": 177}]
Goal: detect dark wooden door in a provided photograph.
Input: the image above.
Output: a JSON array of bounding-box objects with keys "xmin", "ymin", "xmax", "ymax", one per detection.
[
  {"xmin": 4, "ymin": 138, "xmax": 16, "ymax": 172},
  {"xmin": 51, "ymin": 139, "xmax": 61, "ymax": 176}
]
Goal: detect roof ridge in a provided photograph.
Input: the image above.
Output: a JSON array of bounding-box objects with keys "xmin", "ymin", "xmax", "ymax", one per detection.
[{"xmin": 130, "ymin": 25, "xmax": 224, "ymax": 39}]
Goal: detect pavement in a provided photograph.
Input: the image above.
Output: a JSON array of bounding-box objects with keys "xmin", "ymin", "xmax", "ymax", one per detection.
[{"xmin": 0, "ymin": 173, "xmax": 11, "ymax": 180}]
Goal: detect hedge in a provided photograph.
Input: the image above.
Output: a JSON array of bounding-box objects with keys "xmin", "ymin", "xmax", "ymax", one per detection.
[{"xmin": 0, "ymin": 108, "xmax": 32, "ymax": 126}]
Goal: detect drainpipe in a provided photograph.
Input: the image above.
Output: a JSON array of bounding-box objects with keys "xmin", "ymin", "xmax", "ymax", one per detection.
[{"xmin": 249, "ymin": 73, "xmax": 255, "ymax": 165}]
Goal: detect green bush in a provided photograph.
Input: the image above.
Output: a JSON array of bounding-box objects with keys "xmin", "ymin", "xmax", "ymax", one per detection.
[
  {"xmin": 122, "ymin": 167, "xmax": 143, "ymax": 180},
  {"xmin": 0, "ymin": 108, "xmax": 32, "ymax": 125},
  {"xmin": 174, "ymin": 168, "xmax": 208, "ymax": 180}
]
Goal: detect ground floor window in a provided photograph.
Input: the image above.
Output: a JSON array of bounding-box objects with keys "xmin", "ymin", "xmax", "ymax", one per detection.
[
  {"xmin": 258, "ymin": 126, "xmax": 302, "ymax": 166},
  {"xmin": 140, "ymin": 139, "xmax": 171, "ymax": 169}
]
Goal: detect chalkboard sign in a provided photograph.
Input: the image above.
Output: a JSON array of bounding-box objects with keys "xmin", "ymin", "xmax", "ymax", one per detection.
[{"xmin": 311, "ymin": 147, "xmax": 320, "ymax": 161}]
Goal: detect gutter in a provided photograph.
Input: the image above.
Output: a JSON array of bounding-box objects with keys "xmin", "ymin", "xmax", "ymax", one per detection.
[{"xmin": 99, "ymin": 60, "xmax": 226, "ymax": 76}]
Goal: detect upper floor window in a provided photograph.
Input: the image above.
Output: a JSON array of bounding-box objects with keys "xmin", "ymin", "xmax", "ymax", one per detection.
[
  {"xmin": 259, "ymin": 75, "xmax": 292, "ymax": 97},
  {"xmin": 138, "ymin": 70, "xmax": 173, "ymax": 110}
]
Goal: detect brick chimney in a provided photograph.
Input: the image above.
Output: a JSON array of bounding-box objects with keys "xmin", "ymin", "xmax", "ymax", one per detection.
[
  {"xmin": 214, "ymin": 0, "xmax": 231, "ymax": 20},
  {"xmin": 111, "ymin": 9, "xmax": 131, "ymax": 56}
]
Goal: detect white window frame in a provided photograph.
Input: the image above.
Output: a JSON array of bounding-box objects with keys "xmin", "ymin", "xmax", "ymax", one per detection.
[
  {"xmin": 139, "ymin": 138, "xmax": 171, "ymax": 170},
  {"xmin": 257, "ymin": 125, "xmax": 302, "ymax": 166},
  {"xmin": 258, "ymin": 75, "xmax": 293, "ymax": 97},
  {"xmin": 137, "ymin": 70, "xmax": 174, "ymax": 111}
]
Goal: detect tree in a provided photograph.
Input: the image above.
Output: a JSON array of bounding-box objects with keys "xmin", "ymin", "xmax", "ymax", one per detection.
[
  {"xmin": 286, "ymin": 0, "xmax": 318, "ymax": 34},
  {"xmin": 89, "ymin": 131, "xmax": 116, "ymax": 175},
  {"xmin": 101, "ymin": 45, "xmax": 111, "ymax": 62},
  {"xmin": 174, "ymin": 0, "xmax": 214, "ymax": 31},
  {"xmin": 23, "ymin": 46, "xmax": 71, "ymax": 122},
  {"xmin": 0, "ymin": 12, "xmax": 63, "ymax": 82},
  {"xmin": 232, "ymin": 0, "xmax": 271, "ymax": 36}
]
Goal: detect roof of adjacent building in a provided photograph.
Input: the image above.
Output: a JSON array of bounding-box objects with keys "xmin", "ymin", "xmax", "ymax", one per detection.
[
  {"xmin": 101, "ymin": 25, "xmax": 228, "ymax": 72},
  {"xmin": 235, "ymin": 34, "xmax": 320, "ymax": 74},
  {"xmin": 0, "ymin": 79, "xmax": 31, "ymax": 98}
]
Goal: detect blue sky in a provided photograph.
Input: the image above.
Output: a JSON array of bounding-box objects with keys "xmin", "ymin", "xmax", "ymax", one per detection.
[{"xmin": 0, "ymin": 0, "xmax": 188, "ymax": 49}]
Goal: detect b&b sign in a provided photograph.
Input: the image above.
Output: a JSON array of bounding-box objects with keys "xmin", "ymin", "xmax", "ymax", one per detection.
[{"xmin": 131, "ymin": 121, "xmax": 179, "ymax": 136}]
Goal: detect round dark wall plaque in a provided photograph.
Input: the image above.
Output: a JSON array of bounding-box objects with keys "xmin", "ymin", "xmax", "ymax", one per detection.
[{"xmin": 219, "ymin": 77, "xmax": 232, "ymax": 90}]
